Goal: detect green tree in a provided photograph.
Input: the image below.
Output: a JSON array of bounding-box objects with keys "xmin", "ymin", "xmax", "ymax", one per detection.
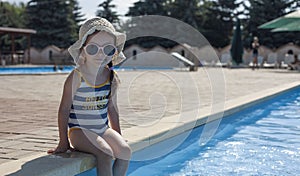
[
  {"xmin": 25, "ymin": 0, "xmax": 83, "ymax": 49},
  {"xmin": 127, "ymin": 0, "xmax": 200, "ymax": 28},
  {"xmin": 169, "ymin": 0, "xmax": 200, "ymax": 29},
  {"xmin": 0, "ymin": 1, "xmax": 26, "ymax": 27},
  {"xmin": 124, "ymin": 0, "xmax": 175, "ymax": 48},
  {"xmin": 243, "ymin": 0, "xmax": 300, "ymax": 48},
  {"xmin": 121, "ymin": 16, "xmax": 177, "ymax": 49},
  {"xmin": 199, "ymin": 0, "xmax": 241, "ymax": 48},
  {"xmin": 0, "ymin": 2, "xmax": 27, "ymax": 52},
  {"xmin": 96, "ymin": 0, "xmax": 119, "ymax": 24},
  {"xmin": 69, "ymin": 0, "xmax": 86, "ymax": 33},
  {"xmin": 230, "ymin": 18, "xmax": 243, "ymax": 65},
  {"xmin": 126, "ymin": 0, "xmax": 168, "ymax": 16},
  {"xmin": 124, "ymin": 0, "xmax": 242, "ymax": 48},
  {"xmin": 124, "ymin": 0, "xmax": 300, "ymax": 48}
]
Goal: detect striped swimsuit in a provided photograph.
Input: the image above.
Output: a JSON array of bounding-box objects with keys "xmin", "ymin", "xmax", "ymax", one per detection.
[{"xmin": 68, "ymin": 70, "xmax": 111, "ymax": 135}]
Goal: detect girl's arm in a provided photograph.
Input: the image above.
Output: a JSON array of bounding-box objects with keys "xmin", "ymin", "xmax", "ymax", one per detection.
[
  {"xmin": 48, "ymin": 71, "xmax": 77, "ymax": 153},
  {"xmin": 108, "ymin": 79, "xmax": 121, "ymax": 134}
]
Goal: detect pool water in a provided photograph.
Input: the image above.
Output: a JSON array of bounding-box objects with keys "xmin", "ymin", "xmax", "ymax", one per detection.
[
  {"xmin": 0, "ymin": 66, "xmax": 74, "ymax": 74},
  {"xmin": 78, "ymin": 87, "xmax": 300, "ymax": 176},
  {"xmin": 0, "ymin": 66, "xmax": 174, "ymax": 75}
]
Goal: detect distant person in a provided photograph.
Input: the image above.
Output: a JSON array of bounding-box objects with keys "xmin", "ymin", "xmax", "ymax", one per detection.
[
  {"xmin": 282, "ymin": 49, "xmax": 294, "ymax": 68},
  {"xmin": 58, "ymin": 65, "xmax": 64, "ymax": 71},
  {"xmin": 286, "ymin": 50, "xmax": 294, "ymax": 60},
  {"xmin": 47, "ymin": 17, "xmax": 131, "ymax": 176},
  {"xmin": 251, "ymin": 36, "xmax": 260, "ymax": 70},
  {"xmin": 287, "ymin": 49, "xmax": 294, "ymax": 55},
  {"xmin": 288, "ymin": 54, "xmax": 300, "ymax": 70},
  {"xmin": 53, "ymin": 65, "xmax": 58, "ymax": 71}
]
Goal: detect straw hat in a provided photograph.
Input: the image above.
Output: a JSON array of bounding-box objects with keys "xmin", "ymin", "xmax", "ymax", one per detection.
[{"xmin": 68, "ymin": 17, "xmax": 126, "ymax": 66}]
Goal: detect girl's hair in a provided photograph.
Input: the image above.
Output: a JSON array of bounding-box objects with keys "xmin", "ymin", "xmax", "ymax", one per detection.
[
  {"xmin": 107, "ymin": 61, "xmax": 114, "ymax": 97},
  {"xmin": 108, "ymin": 61, "xmax": 114, "ymax": 84}
]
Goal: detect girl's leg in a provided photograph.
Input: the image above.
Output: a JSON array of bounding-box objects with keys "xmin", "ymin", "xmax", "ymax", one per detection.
[
  {"xmin": 254, "ymin": 57, "xmax": 257, "ymax": 68},
  {"xmin": 101, "ymin": 128, "xmax": 131, "ymax": 176},
  {"xmin": 112, "ymin": 159, "xmax": 130, "ymax": 176},
  {"xmin": 253, "ymin": 57, "xmax": 257, "ymax": 70},
  {"xmin": 69, "ymin": 129, "xmax": 113, "ymax": 176}
]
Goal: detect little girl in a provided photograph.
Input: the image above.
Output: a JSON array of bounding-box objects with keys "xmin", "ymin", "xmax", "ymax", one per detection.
[{"xmin": 48, "ymin": 17, "xmax": 131, "ymax": 176}]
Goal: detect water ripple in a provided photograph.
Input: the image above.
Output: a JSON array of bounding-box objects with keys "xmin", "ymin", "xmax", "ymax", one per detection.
[{"xmin": 128, "ymin": 90, "xmax": 300, "ymax": 176}]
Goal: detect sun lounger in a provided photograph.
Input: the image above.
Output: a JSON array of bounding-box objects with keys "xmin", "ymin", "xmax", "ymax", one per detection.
[
  {"xmin": 281, "ymin": 55, "xmax": 294, "ymax": 68},
  {"xmin": 263, "ymin": 53, "xmax": 278, "ymax": 68},
  {"xmin": 216, "ymin": 53, "xmax": 232, "ymax": 67}
]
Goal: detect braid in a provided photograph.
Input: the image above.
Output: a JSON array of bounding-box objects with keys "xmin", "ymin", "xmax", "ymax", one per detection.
[{"xmin": 108, "ymin": 61, "xmax": 114, "ymax": 97}]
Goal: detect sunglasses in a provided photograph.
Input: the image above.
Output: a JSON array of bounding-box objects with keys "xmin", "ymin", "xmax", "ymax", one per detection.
[{"xmin": 84, "ymin": 43, "xmax": 117, "ymax": 57}]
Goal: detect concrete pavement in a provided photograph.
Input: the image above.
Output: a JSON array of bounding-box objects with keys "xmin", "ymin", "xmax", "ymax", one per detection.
[{"xmin": 0, "ymin": 67, "xmax": 299, "ymax": 174}]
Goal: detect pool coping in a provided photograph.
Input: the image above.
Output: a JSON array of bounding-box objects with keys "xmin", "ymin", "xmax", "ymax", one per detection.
[
  {"xmin": 125, "ymin": 81, "xmax": 300, "ymax": 152},
  {"xmin": 1, "ymin": 81, "xmax": 300, "ymax": 176}
]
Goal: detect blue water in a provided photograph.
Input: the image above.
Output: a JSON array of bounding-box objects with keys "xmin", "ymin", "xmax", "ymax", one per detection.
[
  {"xmin": 0, "ymin": 66, "xmax": 74, "ymax": 74},
  {"xmin": 0, "ymin": 66, "xmax": 174, "ymax": 75},
  {"xmin": 78, "ymin": 87, "xmax": 300, "ymax": 176}
]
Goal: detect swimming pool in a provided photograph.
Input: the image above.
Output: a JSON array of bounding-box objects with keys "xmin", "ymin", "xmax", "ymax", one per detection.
[
  {"xmin": 0, "ymin": 66, "xmax": 74, "ymax": 74},
  {"xmin": 78, "ymin": 86, "xmax": 300, "ymax": 176},
  {"xmin": 0, "ymin": 66, "xmax": 176, "ymax": 75}
]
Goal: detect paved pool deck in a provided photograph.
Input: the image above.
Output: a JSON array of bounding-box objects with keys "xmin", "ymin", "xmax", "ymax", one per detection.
[{"xmin": 0, "ymin": 67, "xmax": 299, "ymax": 175}]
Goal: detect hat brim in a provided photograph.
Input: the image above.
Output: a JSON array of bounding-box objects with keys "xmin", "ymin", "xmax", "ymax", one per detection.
[{"xmin": 68, "ymin": 26, "xmax": 126, "ymax": 66}]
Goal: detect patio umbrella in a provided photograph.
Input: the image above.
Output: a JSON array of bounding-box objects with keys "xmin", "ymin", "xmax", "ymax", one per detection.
[
  {"xmin": 271, "ymin": 20, "xmax": 300, "ymax": 32},
  {"xmin": 259, "ymin": 10, "xmax": 300, "ymax": 30},
  {"xmin": 230, "ymin": 18, "xmax": 243, "ymax": 65}
]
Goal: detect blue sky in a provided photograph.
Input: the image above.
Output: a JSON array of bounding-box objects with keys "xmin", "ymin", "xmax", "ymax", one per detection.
[{"xmin": 5, "ymin": 0, "xmax": 137, "ymax": 20}]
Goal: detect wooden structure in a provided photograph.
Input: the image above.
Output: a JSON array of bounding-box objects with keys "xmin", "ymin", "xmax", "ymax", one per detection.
[{"xmin": 0, "ymin": 27, "xmax": 36, "ymax": 64}]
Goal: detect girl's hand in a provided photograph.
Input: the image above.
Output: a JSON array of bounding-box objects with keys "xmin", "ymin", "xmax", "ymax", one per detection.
[{"xmin": 47, "ymin": 141, "xmax": 72, "ymax": 154}]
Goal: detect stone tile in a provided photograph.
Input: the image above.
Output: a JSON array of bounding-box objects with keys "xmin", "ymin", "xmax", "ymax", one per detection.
[
  {"xmin": 4, "ymin": 142, "xmax": 39, "ymax": 150},
  {"xmin": 33, "ymin": 143, "xmax": 58, "ymax": 150},
  {"xmin": 3, "ymin": 150, "xmax": 36, "ymax": 159},
  {"xmin": 0, "ymin": 158, "xmax": 11, "ymax": 165},
  {"xmin": 0, "ymin": 139, "xmax": 9, "ymax": 143},
  {"xmin": 0, "ymin": 148, "xmax": 16, "ymax": 155},
  {"xmin": 0, "ymin": 141, "xmax": 24, "ymax": 148}
]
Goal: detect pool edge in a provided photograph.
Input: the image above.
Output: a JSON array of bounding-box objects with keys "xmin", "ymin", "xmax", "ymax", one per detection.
[{"xmin": 124, "ymin": 81, "xmax": 300, "ymax": 152}]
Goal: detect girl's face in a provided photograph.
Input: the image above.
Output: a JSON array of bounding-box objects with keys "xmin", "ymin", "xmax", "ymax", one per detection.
[{"xmin": 82, "ymin": 31, "xmax": 116, "ymax": 67}]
